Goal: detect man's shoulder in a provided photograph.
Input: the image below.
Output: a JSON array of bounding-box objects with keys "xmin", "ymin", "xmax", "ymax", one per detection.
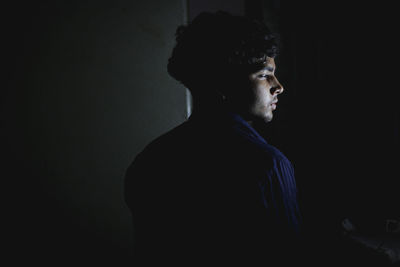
[
  {"xmin": 131, "ymin": 119, "xmax": 208, "ymax": 165},
  {"xmin": 144, "ymin": 121, "xmax": 191, "ymax": 151},
  {"xmin": 130, "ymin": 115, "xmax": 291, "ymax": 170},
  {"xmin": 124, "ymin": 121, "xmax": 193, "ymax": 184}
]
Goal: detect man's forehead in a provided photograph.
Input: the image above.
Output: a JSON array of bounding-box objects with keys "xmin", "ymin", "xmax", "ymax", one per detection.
[
  {"xmin": 240, "ymin": 57, "xmax": 276, "ymax": 75},
  {"xmin": 250, "ymin": 57, "xmax": 275, "ymax": 73},
  {"xmin": 260, "ymin": 57, "xmax": 276, "ymax": 71}
]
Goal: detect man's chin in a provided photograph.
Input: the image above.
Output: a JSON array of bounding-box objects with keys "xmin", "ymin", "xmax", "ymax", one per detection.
[
  {"xmin": 260, "ymin": 113, "xmax": 273, "ymax": 123},
  {"xmin": 251, "ymin": 113, "xmax": 273, "ymax": 125}
]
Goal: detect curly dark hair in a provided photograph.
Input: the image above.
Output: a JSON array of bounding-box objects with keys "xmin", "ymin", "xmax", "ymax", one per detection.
[{"xmin": 167, "ymin": 11, "xmax": 279, "ymax": 95}]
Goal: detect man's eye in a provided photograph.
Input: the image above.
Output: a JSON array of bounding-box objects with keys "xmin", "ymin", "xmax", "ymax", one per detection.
[{"xmin": 258, "ymin": 74, "xmax": 269, "ymax": 79}]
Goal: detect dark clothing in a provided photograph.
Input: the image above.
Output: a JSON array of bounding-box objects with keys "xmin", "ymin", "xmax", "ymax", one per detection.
[{"xmin": 124, "ymin": 109, "xmax": 302, "ymax": 265}]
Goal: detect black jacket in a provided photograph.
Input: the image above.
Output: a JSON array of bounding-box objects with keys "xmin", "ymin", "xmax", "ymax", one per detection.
[{"xmin": 124, "ymin": 109, "xmax": 301, "ymax": 265}]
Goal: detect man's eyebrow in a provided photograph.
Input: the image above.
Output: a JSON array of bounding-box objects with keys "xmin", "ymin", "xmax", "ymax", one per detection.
[{"xmin": 260, "ymin": 66, "xmax": 274, "ymax": 72}]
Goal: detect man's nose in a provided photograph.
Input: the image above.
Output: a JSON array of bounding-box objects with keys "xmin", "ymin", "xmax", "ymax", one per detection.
[{"xmin": 271, "ymin": 77, "xmax": 284, "ymax": 95}]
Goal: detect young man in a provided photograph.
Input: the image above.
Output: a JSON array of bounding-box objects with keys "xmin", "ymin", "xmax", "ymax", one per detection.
[{"xmin": 124, "ymin": 11, "xmax": 301, "ymax": 265}]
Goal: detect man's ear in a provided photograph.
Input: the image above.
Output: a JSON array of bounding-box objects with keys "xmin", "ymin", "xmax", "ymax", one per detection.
[{"xmin": 215, "ymin": 90, "xmax": 227, "ymax": 101}]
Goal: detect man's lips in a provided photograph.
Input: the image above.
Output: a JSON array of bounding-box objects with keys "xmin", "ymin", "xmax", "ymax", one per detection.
[{"xmin": 271, "ymin": 100, "xmax": 278, "ymax": 110}]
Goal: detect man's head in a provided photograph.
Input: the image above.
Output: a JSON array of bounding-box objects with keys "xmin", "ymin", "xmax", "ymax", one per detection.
[{"xmin": 167, "ymin": 11, "xmax": 283, "ymax": 123}]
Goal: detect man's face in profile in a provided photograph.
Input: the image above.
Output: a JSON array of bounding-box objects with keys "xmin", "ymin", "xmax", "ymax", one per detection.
[{"xmin": 230, "ymin": 57, "xmax": 284, "ymax": 124}]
